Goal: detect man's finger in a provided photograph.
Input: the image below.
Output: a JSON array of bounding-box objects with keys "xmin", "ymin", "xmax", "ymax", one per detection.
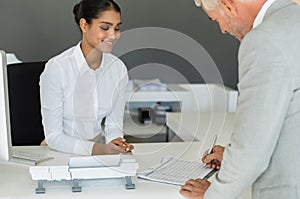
[
  {"xmin": 203, "ymin": 153, "xmax": 221, "ymax": 163},
  {"xmin": 179, "ymin": 188, "xmax": 193, "ymax": 198},
  {"xmin": 195, "ymin": 179, "xmax": 211, "ymax": 186},
  {"xmin": 212, "ymin": 145, "xmax": 224, "ymax": 152},
  {"xmin": 181, "ymin": 183, "xmax": 195, "ymax": 192}
]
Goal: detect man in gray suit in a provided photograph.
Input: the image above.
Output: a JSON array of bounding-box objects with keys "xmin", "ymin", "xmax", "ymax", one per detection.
[{"xmin": 180, "ymin": 0, "xmax": 300, "ymax": 198}]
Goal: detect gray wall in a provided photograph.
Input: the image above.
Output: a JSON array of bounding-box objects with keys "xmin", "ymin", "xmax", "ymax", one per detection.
[{"xmin": 0, "ymin": 0, "xmax": 239, "ymax": 89}]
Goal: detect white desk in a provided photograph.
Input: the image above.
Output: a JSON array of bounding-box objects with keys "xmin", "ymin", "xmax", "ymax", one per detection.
[
  {"xmin": 0, "ymin": 113, "xmax": 251, "ymax": 199},
  {"xmin": 124, "ymin": 84, "xmax": 237, "ymax": 139},
  {"xmin": 126, "ymin": 84, "xmax": 238, "ymax": 113},
  {"xmin": 0, "ymin": 142, "xmax": 220, "ymax": 198},
  {"xmin": 0, "ymin": 142, "xmax": 251, "ymax": 199}
]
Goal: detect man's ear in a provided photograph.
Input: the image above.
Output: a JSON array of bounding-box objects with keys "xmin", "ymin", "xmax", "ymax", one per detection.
[
  {"xmin": 79, "ymin": 18, "xmax": 89, "ymax": 33},
  {"xmin": 220, "ymin": 0, "xmax": 237, "ymax": 17}
]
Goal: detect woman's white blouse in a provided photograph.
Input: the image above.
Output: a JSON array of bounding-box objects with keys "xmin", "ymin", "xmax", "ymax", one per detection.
[{"xmin": 40, "ymin": 42, "xmax": 128, "ymax": 155}]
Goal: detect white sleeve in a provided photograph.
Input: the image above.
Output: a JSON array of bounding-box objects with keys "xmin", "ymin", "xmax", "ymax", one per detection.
[
  {"xmin": 40, "ymin": 60, "xmax": 94, "ymax": 155},
  {"xmin": 104, "ymin": 63, "xmax": 128, "ymax": 143},
  {"xmin": 205, "ymin": 30, "xmax": 295, "ymax": 198}
]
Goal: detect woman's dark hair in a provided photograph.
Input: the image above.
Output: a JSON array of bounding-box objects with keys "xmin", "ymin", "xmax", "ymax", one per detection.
[{"xmin": 73, "ymin": 0, "xmax": 121, "ymax": 26}]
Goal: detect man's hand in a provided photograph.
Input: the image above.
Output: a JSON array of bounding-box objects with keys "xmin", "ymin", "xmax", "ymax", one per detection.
[
  {"xmin": 293, "ymin": 0, "xmax": 300, "ymax": 5},
  {"xmin": 202, "ymin": 145, "xmax": 224, "ymax": 170},
  {"xmin": 180, "ymin": 179, "xmax": 211, "ymax": 199}
]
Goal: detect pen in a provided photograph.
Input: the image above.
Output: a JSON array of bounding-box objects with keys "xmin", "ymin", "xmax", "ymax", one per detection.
[
  {"xmin": 207, "ymin": 134, "xmax": 218, "ymax": 155},
  {"xmin": 202, "ymin": 135, "xmax": 218, "ymax": 180}
]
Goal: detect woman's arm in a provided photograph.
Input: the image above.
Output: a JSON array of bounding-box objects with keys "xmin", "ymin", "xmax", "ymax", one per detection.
[{"xmin": 40, "ymin": 60, "xmax": 95, "ymax": 155}]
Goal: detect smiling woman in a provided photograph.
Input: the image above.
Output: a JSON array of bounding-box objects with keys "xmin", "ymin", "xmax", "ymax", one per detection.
[
  {"xmin": 39, "ymin": 0, "xmax": 134, "ymax": 156},
  {"xmin": 73, "ymin": 0, "xmax": 122, "ymax": 68}
]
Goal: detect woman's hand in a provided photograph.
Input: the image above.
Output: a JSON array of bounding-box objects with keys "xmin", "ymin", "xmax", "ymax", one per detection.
[
  {"xmin": 92, "ymin": 137, "xmax": 134, "ymax": 155},
  {"xmin": 111, "ymin": 137, "xmax": 134, "ymax": 152}
]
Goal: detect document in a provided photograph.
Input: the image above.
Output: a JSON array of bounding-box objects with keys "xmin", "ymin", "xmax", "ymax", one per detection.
[{"xmin": 138, "ymin": 156, "xmax": 216, "ymax": 186}]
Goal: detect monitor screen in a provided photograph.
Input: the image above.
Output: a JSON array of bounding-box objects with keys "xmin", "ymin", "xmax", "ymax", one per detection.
[{"xmin": 0, "ymin": 50, "xmax": 12, "ymax": 161}]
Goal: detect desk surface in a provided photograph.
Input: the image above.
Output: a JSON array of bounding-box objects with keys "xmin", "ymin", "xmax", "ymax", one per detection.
[
  {"xmin": 0, "ymin": 142, "xmax": 204, "ymax": 199},
  {"xmin": 0, "ymin": 112, "xmax": 251, "ymax": 199},
  {"xmin": 0, "ymin": 142, "xmax": 250, "ymax": 199}
]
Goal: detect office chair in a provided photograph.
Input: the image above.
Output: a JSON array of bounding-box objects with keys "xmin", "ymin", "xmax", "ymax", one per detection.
[
  {"xmin": 6, "ymin": 53, "xmax": 22, "ymax": 65},
  {"xmin": 7, "ymin": 62, "xmax": 46, "ymax": 146}
]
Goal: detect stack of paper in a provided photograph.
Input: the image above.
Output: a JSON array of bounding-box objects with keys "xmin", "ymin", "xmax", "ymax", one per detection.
[{"xmin": 138, "ymin": 156, "xmax": 215, "ymax": 186}]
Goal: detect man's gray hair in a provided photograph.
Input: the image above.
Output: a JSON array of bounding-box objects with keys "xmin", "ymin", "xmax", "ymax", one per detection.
[
  {"xmin": 195, "ymin": 0, "xmax": 254, "ymax": 11},
  {"xmin": 194, "ymin": 0, "xmax": 220, "ymax": 10}
]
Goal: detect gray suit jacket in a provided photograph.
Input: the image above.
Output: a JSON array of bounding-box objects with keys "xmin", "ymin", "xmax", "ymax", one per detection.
[{"xmin": 205, "ymin": 0, "xmax": 300, "ymax": 198}]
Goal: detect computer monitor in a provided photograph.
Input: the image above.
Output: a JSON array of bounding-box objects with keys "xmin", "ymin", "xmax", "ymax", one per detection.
[
  {"xmin": 0, "ymin": 51, "xmax": 51, "ymax": 164},
  {"xmin": 0, "ymin": 50, "xmax": 12, "ymax": 161}
]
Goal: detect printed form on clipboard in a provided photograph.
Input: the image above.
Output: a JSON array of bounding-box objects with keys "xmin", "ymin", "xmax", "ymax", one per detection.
[{"xmin": 138, "ymin": 156, "xmax": 217, "ymax": 186}]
